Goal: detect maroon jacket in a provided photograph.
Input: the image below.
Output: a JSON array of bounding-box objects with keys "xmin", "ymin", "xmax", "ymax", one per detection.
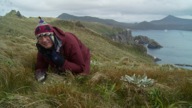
[{"xmin": 35, "ymin": 27, "xmax": 90, "ymax": 75}]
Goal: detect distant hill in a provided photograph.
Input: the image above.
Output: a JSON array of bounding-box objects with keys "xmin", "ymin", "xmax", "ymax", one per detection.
[
  {"xmin": 132, "ymin": 15, "xmax": 192, "ymax": 30},
  {"xmin": 151, "ymin": 15, "xmax": 192, "ymax": 25},
  {"xmin": 5, "ymin": 10, "xmax": 24, "ymax": 18},
  {"xmin": 57, "ymin": 13, "xmax": 133, "ymax": 28},
  {"xmin": 58, "ymin": 13, "xmax": 192, "ymax": 30}
]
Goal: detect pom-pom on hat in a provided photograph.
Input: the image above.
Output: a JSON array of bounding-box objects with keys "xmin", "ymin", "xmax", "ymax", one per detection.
[{"xmin": 35, "ymin": 17, "xmax": 54, "ymax": 38}]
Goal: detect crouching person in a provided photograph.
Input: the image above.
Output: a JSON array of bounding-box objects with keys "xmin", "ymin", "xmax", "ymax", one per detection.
[{"xmin": 34, "ymin": 17, "xmax": 90, "ymax": 82}]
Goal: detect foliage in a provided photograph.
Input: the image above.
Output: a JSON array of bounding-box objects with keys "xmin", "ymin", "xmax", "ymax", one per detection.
[
  {"xmin": 148, "ymin": 88, "xmax": 165, "ymax": 108},
  {"xmin": 120, "ymin": 74, "xmax": 154, "ymax": 87}
]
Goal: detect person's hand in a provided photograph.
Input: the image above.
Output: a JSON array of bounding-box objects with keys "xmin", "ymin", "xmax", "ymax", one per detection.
[
  {"xmin": 35, "ymin": 70, "xmax": 47, "ymax": 82},
  {"xmin": 51, "ymin": 50, "xmax": 65, "ymax": 67}
]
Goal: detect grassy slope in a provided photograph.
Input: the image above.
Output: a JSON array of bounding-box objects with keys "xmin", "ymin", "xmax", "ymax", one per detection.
[
  {"xmin": 0, "ymin": 15, "xmax": 192, "ymax": 108},
  {"xmin": 81, "ymin": 21, "xmax": 122, "ymax": 37}
]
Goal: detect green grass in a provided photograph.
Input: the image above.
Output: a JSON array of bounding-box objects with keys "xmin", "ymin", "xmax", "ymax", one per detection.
[
  {"xmin": 82, "ymin": 21, "xmax": 123, "ymax": 37},
  {"xmin": 0, "ymin": 12, "xmax": 192, "ymax": 107}
]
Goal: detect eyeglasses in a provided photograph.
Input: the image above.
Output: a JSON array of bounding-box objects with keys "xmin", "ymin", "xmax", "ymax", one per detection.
[{"xmin": 36, "ymin": 32, "xmax": 53, "ymax": 40}]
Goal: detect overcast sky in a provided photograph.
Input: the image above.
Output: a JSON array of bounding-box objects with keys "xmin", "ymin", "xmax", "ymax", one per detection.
[{"xmin": 1, "ymin": 0, "xmax": 192, "ymax": 23}]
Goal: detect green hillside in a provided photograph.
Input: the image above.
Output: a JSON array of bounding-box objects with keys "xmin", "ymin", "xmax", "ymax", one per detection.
[
  {"xmin": 81, "ymin": 21, "xmax": 123, "ymax": 38},
  {"xmin": 0, "ymin": 11, "xmax": 192, "ymax": 107}
]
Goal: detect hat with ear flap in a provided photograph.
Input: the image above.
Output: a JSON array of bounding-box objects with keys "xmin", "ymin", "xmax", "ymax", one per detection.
[{"xmin": 34, "ymin": 17, "xmax": 54, "ymax": 38}]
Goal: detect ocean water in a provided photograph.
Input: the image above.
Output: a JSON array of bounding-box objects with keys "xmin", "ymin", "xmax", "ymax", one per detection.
[{"xmin": 132, "ymin": 30, "xmax": 192, "ymax": 70}]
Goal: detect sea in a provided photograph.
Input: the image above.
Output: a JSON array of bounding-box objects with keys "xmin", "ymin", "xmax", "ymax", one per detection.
[{"xmin": 132, "ymin": 30, "xmax": 192, "ymax": 70}]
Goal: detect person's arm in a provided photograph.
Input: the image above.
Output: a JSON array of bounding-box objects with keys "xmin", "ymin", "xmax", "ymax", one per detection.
[
  {"xmin": 36, "ymin": 52, "xmax": 49, "ymax": 70},
  {"xmin": 35, "ymin": 52, "xmax": 49, "ymax": 81},
  {"xmin": 60, "ymin": 34, "xmax": 85, "ymax": 74}
]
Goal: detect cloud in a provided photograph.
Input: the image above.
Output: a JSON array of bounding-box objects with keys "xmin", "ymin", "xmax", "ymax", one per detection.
[{"xmin": 1, "ymin": 0, "xmax": 192, "ymax": 22}]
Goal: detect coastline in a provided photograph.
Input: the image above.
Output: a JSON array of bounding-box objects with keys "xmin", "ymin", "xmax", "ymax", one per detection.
[{"xmin": 133, "ymin": 30, "xmax": 192, "ymax": 70}]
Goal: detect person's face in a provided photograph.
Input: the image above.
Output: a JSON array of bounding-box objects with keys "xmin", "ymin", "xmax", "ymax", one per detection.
[{"xmin": 37, "ymin": 35, "xmax": 53, "ymax": 49}]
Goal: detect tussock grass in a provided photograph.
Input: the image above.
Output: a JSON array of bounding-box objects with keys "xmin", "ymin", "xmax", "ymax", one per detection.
[{"xmin": 0, "ymin": 14, "xmax": 191, "ymax": 107}]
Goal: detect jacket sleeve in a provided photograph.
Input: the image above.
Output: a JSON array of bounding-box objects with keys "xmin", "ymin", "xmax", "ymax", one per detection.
[
  {"xmin": 35, "ymin": 52, "xmax": 49, "ymax": 72},
  {"xmin": 60, "ymin": 34, "xmax": 85, "ymax": 74}
]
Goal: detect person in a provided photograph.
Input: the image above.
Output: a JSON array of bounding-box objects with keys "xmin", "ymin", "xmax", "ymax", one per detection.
[{"xmin": 34, "ymin": 17, "xmax": 90, "ymax": 82}]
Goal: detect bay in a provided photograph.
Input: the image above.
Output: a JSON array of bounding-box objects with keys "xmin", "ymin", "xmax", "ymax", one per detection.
[{"xmin": 132, "ymin": 30, "xmax": 192, "ymax": 70}]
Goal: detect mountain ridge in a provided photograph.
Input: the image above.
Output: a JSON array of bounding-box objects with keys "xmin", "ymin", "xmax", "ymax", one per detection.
[
  {"xmin": 58, "ymin": 13, "xmax": 192, "ymax": 30},
  {"xmin": 58, "ymin": 13, "xmax": 133, "ymax": 28},
  {"xmin": 150, "ymin": 15, "xmax": 192, "ymax": 25}
]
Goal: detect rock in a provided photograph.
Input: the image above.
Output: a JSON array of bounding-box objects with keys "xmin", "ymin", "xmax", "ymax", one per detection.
[
  {"xmin": 134, "ymin": 35, "xmax": 162, "ymax": 49},
  {"xmin": 134, "ymin": 35, "xmax": 150, "ymax": 44},
  {"xmin": 147, "ymin": 40, "xmax": 162, "ymax": 49},
  {"xmin": 175, "ymin": 64, "xmax": 192, "ymax": 67},
  {"xmin": 113, "ymin": 29, "xmax": 134, "ymax": 44},
  {"xmin": 5, "ymin": 10, "xmax": 24, "ymax": 18},
  {"xmin": 153, "ymin": 56, "xmax": 161, "ymax": 62}
]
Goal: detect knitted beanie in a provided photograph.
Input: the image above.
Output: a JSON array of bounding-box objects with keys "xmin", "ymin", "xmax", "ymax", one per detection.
[{"xmin": 34, "ymin": 17, "xmax": 54, "ymax": 38}]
